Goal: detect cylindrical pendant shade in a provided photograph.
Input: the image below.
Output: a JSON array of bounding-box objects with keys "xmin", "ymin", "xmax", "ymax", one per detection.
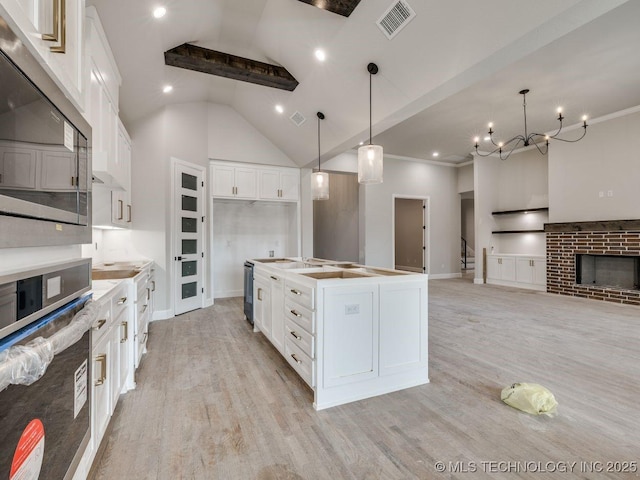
[
  {"xmin": 311, "ymin": 171, "xmax": 329, "ymax": 200},
  {"xmin": 358, "ymin": 144, "xmax": 383, "ymax": 184}
]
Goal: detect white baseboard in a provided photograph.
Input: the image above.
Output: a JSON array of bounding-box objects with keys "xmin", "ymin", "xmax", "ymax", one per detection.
[
  {"xmin": 214, "ymin": 289, "xmax": 243, "ymax": 299},
  {"xmin": 474, "ymin": 278, "xmax": 485, "ymax": 285},
  {"xmin": 429, "ymin": 273, "xmax": 462, "ymax": 280},
  {"xmin": 486, "ymin": 278, "xmax": 546, "ymax": 292},
  {"xmin": 152, "ymin": 309, "xmax": 173, "ymax": 321}
]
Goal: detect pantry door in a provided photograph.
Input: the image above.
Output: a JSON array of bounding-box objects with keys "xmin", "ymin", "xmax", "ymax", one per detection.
[{"xmin": 173, "ymin": 159, "xmax": 205, "ymax": 316}]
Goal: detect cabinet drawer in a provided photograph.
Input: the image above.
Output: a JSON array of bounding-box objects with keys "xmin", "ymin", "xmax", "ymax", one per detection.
[
  {"xmin": 285, "ymin": 280, "xmax": 314, "ymax": 310},
  {"xmin": 284, "ymin": 301, "xmax": 315, "ymax": 334},
  {"xmin": 285, "ymin": 319, "xmax": 314, "ymax": 359},
  {"xmin": 92, "ymin": 300, "xmax": 111, "ymax": 347},
  {"xmin": 112, "ymin": 289, "xmax": 129, "ymax": 319},
  {"xmin": 284, "ymin": 338, "xmax": 315, "ymax": 387}
]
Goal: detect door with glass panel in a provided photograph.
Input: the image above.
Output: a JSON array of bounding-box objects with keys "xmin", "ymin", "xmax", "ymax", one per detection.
[{"xmin": 174, "ymin": 162, "xmax": 204, "ymax": 315}]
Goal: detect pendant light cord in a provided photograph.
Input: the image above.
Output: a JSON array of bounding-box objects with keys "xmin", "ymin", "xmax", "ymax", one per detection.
[
  {"xmin": 318, "ymin": 115, "xmax": 321, "ymax": 171},
  {"xmin": 369, "ymin": 72, "xmax": 372, "ymax": 145}
]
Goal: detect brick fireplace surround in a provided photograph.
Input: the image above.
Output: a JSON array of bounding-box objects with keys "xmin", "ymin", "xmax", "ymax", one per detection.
[{"xmin": 545, "ymin": 220, "xmax": 640, "ymax": 306}]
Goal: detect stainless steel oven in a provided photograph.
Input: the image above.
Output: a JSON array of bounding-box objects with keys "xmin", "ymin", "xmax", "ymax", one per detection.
[{"xmin": 0, "ymin": 14, "xmax": 91, "ymax": 248}]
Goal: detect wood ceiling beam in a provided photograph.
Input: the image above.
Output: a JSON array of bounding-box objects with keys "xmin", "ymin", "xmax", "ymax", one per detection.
[
  {"xmin": 296, "ymin": 0, "xmax": 362, "ymax": 17},
  {"xmin": 164, "ymin": 44, "xmax": 299, "ymax": 91}
]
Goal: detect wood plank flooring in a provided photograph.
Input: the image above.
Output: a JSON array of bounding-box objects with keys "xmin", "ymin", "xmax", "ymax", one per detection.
[{"xmin": 90, "ymin": 279, "xmax": 640, "ymax": 479}]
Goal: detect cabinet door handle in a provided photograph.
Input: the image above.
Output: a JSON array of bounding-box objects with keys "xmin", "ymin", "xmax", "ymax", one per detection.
[
  {"xmin": 118, "ymin": 199, "xmax": 124, "ymax": 220},
  {"xmin": 121, "ymin": 321, "xmax": 128, "ymax": 343},
  {"xmin": 290, "ymin": 309, "xmax": 301, "ymax": 318},
  {"xmin": 270, "ymin": 275, "xmax": 278, "ymax": 281},
  {"xmin": 290, "ymin": 353, "xmax": 302, "ymax": 365},
  {"xmin": 94, "ymin": 318, "xmax": 107, "ymax": 330},
  {"xmin": 142, "ymin": 332, "xmax": 148, "ymax": 344},
  {"xmin": 94, "ymin": 354, "xmax": 107, "ymax": 386},
  {"xmin": 117, "ymin": 297, "xmax": 128, "ymax": 305},
  {"xmin": 257, "ymin": 288, "xmax": 263, "ymax": 301},
  {"xmin": 127, "ymin": 205, "xmax": 132, "ymax": 223},
  {"xmin": 290, "ymin": 288, "xmax": 301, "ymax": 296},
  {"xmin": 151, "ymin": 280, "xmax": 156, "ymax": 292},
  {"xmin": 290, "ymin": 331, "xmax": 301, "ymax": 340},
  {"xmin": 71, "ymin": 176, "xmax": 75, "ymax": 186}
]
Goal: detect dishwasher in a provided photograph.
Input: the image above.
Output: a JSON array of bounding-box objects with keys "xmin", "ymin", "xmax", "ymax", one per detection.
[{"xmin": 243, "ymin": 261, "xmax": 254, "ymax": 325}]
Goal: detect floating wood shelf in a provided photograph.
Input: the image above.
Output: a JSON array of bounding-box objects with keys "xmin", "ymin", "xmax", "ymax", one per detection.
[
  {"xmin": 492, "ymin": 207, "xmax": 549, "ymax": 216},
  {"xmin": 492, "ymin": 230, "xmax": 546, "ymax": 234}
]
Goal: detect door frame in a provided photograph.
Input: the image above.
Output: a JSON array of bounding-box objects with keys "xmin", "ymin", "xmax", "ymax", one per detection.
[
  {"xmin": 391, "ymin": 194, "xmax": 430, "ymax": 275},
  {"xmin": 170, "ymin": 157, "xmax": 207, "ymax": 317}
]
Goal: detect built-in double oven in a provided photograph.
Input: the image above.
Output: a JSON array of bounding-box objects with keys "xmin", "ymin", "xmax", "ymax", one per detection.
[{"xmin": 0, "ymin": 14, "xmax": 91, "ymax": 248}]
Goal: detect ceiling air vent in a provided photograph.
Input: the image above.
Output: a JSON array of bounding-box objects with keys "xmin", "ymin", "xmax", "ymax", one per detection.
[
  {"xmin": 377, "ymin": 0, "xmax": 416, "ymax": 40},
  {"xmin": 290, "ymin": 111, "xmax": 306, "ymax": 127}
]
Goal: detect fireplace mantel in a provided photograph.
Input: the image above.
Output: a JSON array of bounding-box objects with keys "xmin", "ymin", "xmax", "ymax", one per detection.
[{"xmin": 545, "ymin": 219, "xmax": 640, "ymax": 233}]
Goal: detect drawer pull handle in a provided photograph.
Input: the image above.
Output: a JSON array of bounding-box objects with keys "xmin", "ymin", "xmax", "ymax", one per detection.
[
  {"xmin": 290, "ymin": 289, "xmax": 301, "ymax": 295},
  {"xmin": 270, "ymin": 275, "xmax": 279, "ymax": 281},
  {"xmin": 291, "ymin": 353, "xmax": 302, "ymax": 365},
  {"xmin": 94, "ymin": 318, "xmax": 107, "ymax": 330},
  {"xmin": 95, "ymin": 354, "xmax": 107, "ymax": 386},
  {"xmin": 121, "ymin": 321, "xmax": 128, "ymax": 343},
  {"xmin": 142, "ymin": 332, "xmax": 148, "ymax": 344},
  {"xmin": 117, "ymin": 297, "xmax": 127, "ymax": 305},
  {"xmin": 142, "ymin": 304, "xmax": 148, "ymax": 313},
  {"xmin": 290, "ymin": 331, "xmax": 301, "ymax": 340},
  {"xmin": 257, "ymin": 288, "xmax": 263, "ymax": 301},
  {"xmin": 290, "ymin": 309, "xmax": 301, "ymax": 317}
]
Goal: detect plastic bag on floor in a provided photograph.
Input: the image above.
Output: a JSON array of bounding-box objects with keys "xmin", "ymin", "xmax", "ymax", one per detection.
[{"xmin": 501, "ymin": 383, "xmax": 558, "ymax": 416}]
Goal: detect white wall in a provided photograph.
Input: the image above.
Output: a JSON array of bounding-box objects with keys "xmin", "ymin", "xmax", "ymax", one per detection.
[
  {"xmin": 362, "ymin": 158, "xmax": 460, "ymax": 277},
  {"xmin": 125, "ymin": 102, "xmax": 296, "ymax": 317},
  {"xmin": 549, "ymin": 109, "xmax": 640, "ymax": 223},
  {"xmin": 474, "ymin": 148, "xmax": 549, "ymax": 281},
  {"xmin": 457, "ymin": 163, "xmax": 474, "ymax": 193}
]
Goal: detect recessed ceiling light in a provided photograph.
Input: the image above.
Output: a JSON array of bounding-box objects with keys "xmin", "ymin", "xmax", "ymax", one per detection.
[
  {"xmin": 162, "ymin": 85, "xmax": 173, "ymax": 93},
  {"xmin": 432, "ymin": 152, "xmax": 439, "ymax": 158},
  {"xmin": 314, "ymin": 49, "xmax": 326, "ymax": 62},
  {"xmin": 275, "ymin": 104, "xmax": 284, "ymax": 114},
  {"xmin": 153, "ymin": 6, "xmax": 166, "ymax": 19}
]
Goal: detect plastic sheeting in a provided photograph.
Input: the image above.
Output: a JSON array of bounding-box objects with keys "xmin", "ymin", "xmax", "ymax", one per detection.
[
  {"xmin": 0, "ymin": 299, "xmax": 100, "ymax": 393},
  {"xmin": 501, "ymin": 382, "xmax": 558, "ymax": 416}
]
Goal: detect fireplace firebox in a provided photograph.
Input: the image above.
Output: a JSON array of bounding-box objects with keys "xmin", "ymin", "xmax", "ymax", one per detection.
[{"xmin": 576, "ymin": 254, "xmax": 640, "ymax": 290}]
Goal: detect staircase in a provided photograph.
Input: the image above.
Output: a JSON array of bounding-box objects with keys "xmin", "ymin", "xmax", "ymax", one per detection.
[{"xmin": 461, "ymin": 237, "xmax": 475, "ymax": 270}]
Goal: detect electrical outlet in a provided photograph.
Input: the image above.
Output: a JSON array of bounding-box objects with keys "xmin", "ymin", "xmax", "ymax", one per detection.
[
  {"xmin": 607, "ymin": 190, "xmax": 613, "ymax": 197},
  {"xmin": 345, "ymin": 304, "xmax": 359, "ymax": 315},
  {"xmin": 599, "ymin": 191, "xmax": 604, "ymax": 198},
  {"xmin": 269, "ymin": 250, "xmax": 274, "ymax": 257}
]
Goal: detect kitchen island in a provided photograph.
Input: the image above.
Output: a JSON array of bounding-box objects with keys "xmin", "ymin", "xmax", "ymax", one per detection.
[{"xmin": 252, "ymin": 258, "xmax": 428, "ymax": 410}]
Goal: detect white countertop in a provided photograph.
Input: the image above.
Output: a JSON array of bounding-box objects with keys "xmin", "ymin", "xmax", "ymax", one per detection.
[{"xmin": 91, "ymin": 279, "xmax": 126, "ymax": 302}]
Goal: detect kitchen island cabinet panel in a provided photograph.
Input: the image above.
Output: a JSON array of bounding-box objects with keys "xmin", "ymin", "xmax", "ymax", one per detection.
[
  {"xmin": 379, "ymin": 282, "xmax": 427, "ymax": 375},
  {"xmin": 322, "ymin": 285, "xmax": 378, "ymax": 388}
]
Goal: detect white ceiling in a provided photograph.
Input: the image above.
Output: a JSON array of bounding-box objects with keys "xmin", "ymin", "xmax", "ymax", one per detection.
[{"xmin": 86, "ymin": 0, "xmax": 639, "ymax": 167}]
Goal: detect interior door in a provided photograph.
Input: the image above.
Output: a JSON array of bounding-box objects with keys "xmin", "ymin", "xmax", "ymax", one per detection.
[{"xmin": 174, "ymin": 162, "xmax": 204, "ymax": 315}]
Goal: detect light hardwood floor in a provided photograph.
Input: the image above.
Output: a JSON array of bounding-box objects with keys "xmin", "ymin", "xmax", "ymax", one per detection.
[{"xmin": 91, "ymin": 279, "xmax": 640, "ymax": 479}]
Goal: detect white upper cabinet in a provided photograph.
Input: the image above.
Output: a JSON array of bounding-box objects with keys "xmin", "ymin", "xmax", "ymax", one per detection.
[
  {"xmin": 259, "ymin": 168, "xmax": 299, "ymax": 201},
  {"xmin": 85, "ymin": 7, "xmax": 124, "ymax": 189},
  {"xmin": 0, "ymin": 144, "xmax": 38, "ymax": 189},
  {"xmin": 39, "ymin": 147, "xmax": 77, "ymax": 190},
  {"xmin": 210, "ymin": 161, "xmax": 300, "ymax": 202},
  {"xmin": 0, "ymin": 0, "xmax": 85, "ymax": 108},
  {"xmin": 211, "ymin": 162, "xmax": 258, "ymax": 200}
]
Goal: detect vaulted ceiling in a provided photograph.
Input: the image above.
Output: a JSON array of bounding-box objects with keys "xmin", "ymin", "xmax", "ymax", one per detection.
[{"xmin": 86, "ymin": 0, "xmax": 639, "ymax": 167}]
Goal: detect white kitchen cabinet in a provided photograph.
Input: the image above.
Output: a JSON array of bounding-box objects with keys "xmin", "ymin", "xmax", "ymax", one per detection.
[
  {"xmin": 323, "ymin": 285, "xmax": 378, "ymax": 388},
  {"xmin": 258, "ymin": 168, "xmax": 299, "ymax": 201},
  {"xmin": 91, "ymin": 312, "xmax": 111, "ymax": 449},
  {"xmin": 253, "ymin": 274, "xmax": 271, "ymax": 337},
  {"xmin": 86, "ymin": 8, "xmax": 125, "ymax": 189},
  {"xmin": 0, "ymin": 0, "xmax": 85, "ymax": 106},
  {"xmin": 269, "ymin": 272, "xmax": 285, "ymax": 354},
  {"xmin": 211, "ymin": 163, "xmax": 257, "ymax": 199},
  {"xmin": 487, "ymin": 254, "xmax": 546, "ymax": 291}
]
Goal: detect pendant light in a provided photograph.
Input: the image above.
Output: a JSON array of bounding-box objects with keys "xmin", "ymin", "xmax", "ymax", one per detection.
[
  {"xmin": 311, "ymin": 112, "xmax": 329, "ymax": 200},
  {"xmin": 358, "ymin": 62, "xmax": 383, "ymax": 184}
]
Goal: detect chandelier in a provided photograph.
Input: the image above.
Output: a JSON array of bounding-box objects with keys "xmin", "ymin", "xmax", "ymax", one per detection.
[{"xmin": 474, "ymin": 89, "xmax": 588, "ymax": 161}]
